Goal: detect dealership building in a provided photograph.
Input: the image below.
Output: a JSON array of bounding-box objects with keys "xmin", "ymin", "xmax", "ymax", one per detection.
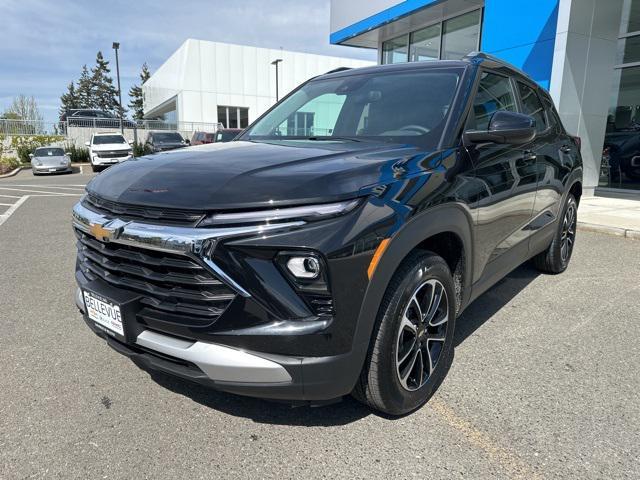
[
  {"xmin": 142, "ymin": 39, "xmax": 373, "ymax": 131},
  {"xmin": 330, "ymin": 0, "xmax": 640, "ymax": 195}
]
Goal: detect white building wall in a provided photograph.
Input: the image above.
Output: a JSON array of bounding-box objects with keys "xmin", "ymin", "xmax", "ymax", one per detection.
[{"xmin": 143, "ymin": 39, "xmax": 374, "ymax": 126}]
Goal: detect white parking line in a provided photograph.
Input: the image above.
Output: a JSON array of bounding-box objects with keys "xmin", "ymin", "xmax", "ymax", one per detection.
[
  {"xmin": 0, "ymin": 202, "xmax": 15, "ymax": 206},
  {"xmin": 0, "ymin": 194, "xmax": 22, "ymax": 199},
  {"xmin": 0, "ymin": 196, "xmax": 29, "ymax": 227},
  {"xmin": 0, "ymin": 187, "xmax": 80, "ymax": 196}
]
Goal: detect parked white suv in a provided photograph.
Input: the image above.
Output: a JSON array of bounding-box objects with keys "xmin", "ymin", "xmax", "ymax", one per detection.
[{"xmin": 85, "ymin": 133, "xmax": 133, "ymax": 172}]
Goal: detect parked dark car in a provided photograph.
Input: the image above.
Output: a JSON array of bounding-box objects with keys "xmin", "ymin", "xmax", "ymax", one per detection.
[
  {"xmin": 145, "ymin": 131, "xmax": 188, "ymax": 152},
  {"xmin": 60, "ymin": 109, "xmax": 136, "ymax": 129},
  {"xmin": 214, "ymin": 128, "xmax": 242, "ymax": 142},
  {"xmin": 603, "ymin": 127, "xmax": 640, "ymax": 181},
  {"xmin": 72, "ymin": 53, "xmax": 582, "ymax": 415},
  {"xmin": 191, "ymin": 131, "xmax": 216, "ymax": 145}
]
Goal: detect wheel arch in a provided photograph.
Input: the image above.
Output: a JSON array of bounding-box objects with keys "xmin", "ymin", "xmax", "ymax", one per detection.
[{"xmin": 347, "ymin": 203, "xmax": 474, "ymax": 383}]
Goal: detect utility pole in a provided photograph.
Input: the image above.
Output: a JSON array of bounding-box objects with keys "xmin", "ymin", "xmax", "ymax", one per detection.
[
  {"xmin": 271, "ymin": 59, "xmax": 283, "ymax": 102},
  {"xmin": 112, "ymin": 42, "xmax": 124, "ymax": 134}
]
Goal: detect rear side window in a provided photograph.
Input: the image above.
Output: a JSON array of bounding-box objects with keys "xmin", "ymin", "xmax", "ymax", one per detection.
[
  {"xmin": 471, "ymin": 72, "xmax": 517, "ymax": 130},
  {"xmin": 517, "ymin": 82, "xmax": 547, "ymax": 133}
]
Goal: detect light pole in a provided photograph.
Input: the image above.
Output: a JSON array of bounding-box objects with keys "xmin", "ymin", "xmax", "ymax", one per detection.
[
  {"xmin": 112, "ymin": 42, "xmax": 124, "ymax": 133},
  {"xmin": 271, "ymin": 59, "xmax": 283, "ymax": 102}
]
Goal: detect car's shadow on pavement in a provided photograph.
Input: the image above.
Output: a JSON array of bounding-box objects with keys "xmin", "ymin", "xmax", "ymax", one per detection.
[
  {"xmin": 454, "ymin": 263, "xmax": 540, "ymax": 346},
  {"xmin": 146, "ymin": 263, "xmax": 540, "ymax": 425},
  {"xmin": 147, "ymin": 370, "xmax": 373, "ymax": 426}
]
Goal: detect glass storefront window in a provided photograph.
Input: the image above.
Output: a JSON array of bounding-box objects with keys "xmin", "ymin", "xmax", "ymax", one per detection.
[
  {"xmin": 441, "ymin": 10, "xmax": 482, "ymax": 60},
  {"xmin": 382, "ymin": 35, "xmax": 409, "ymax": 64},
  {"xmin": 618, "ymin": 35, "xmax": 640, "ymax": 64},
  {"xmin": 409, "ymin": 24, "xmax": 441, "ymax": 62},
  {"xmin": 621, "ymin": 0, "xmax": 640, "ymax": 34},
  {"xmin": 381, "ymin": 9, "xmax": 481, "ymax": 64},
  {"xmin": 602, "ymin": 66, "xmax": 640, "ymax": 190},
  {"xmin": 217, "ymin": 106, "xmax": 249, "ymax": 128}
]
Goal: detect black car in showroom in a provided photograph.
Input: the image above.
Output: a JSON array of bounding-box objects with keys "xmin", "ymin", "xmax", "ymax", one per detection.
[{"xmin": 72, "ymin": 53, "xmax": 582, "ymax": 415}]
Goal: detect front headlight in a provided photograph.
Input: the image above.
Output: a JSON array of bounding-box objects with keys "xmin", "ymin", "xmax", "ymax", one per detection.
[{"xmin": 198, "ymin": 199, "xmax": 361, "ymax": 227}]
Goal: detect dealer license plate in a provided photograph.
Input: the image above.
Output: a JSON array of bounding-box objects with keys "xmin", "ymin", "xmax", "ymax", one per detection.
[{"xmin": 82, "ymin": 291, "xmax": 124, "ymax": 336}]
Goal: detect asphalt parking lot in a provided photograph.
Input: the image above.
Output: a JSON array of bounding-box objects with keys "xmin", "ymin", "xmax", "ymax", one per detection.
[{"xmin": 1, "ymin": 170, "xmax": 638, "ymax": 479}]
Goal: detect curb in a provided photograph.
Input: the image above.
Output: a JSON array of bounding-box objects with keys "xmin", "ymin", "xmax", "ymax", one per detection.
[
  {"xmin": 577, "ymin": 221, "xmax": 640, "ymax": 240},
  {"xmin": 0, "ymin": 166, "xmax": 26, "ymax": 179}
]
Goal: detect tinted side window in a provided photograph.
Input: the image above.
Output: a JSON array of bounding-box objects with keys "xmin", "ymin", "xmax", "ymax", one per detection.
[
  {"xmin": 517, "ymin": 82, "xmax": 547, "ymax": 132},
  {"xmin": 472, "ymin": 72, "xmax": 517, "ymax": 130},
  {"xmin": 542, "ymin": 96, "xmax": 562, "ymax": 132}
]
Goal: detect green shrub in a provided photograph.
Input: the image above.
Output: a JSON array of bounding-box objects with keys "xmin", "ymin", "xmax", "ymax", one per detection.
[
  {"xmin": 132, "ymin": 141, "xmax": 152, "ymax": 157},
  {"xmin": 10, "ymin": 135, "xmax": 65, "ymax": 163},
  {"xmin": 65, "ymin": 143, "xmax": 90, "ymax": 163},
  {"xmin": 0, "ymin": 156, "xmax": 20, "ymax": 175}
]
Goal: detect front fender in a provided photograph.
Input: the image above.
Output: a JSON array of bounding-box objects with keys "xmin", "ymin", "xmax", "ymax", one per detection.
[{"xmin": 343, "ymin": 203, "xmax": 475, "ymax": 389}]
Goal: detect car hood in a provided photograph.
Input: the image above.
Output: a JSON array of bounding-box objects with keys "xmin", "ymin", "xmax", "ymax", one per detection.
[
  {"xmin": 33, "ymin": 155, "xmax": 67, "ymax": 166},
  {"xmin": 87, "ymin": 140, "xmax": 435, "ymax": 210},
  {"xmin": 92, "ymin": 143, "xmax": 130, "ymax": 151}
]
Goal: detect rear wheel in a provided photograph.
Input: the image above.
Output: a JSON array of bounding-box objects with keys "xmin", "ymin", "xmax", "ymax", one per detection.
[
  {"xmin": 353, "ymin": 252, "xmax": 456, "ymax": 415},
  {"xmin": 533, "ymin": 194, "xmax": 577, "ymax": 274}
]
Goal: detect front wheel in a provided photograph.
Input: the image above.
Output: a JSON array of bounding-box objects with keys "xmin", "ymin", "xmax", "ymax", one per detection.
[
  {"xmin": 353, "ymin": 252, "xmax": 456, "ymax": 415},
  {"xmin": 533, "ymin": 194, "xmax": 577, "ymax": 274}
]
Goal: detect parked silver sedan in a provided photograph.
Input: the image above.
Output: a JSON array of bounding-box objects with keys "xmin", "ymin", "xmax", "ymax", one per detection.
[{"xmin": 30, "ymin": 147, "xmax": 72, "ymax": 175}]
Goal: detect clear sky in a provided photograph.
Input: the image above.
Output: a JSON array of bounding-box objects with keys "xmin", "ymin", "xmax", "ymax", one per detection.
[{"xmin": 0, "ymin": 0, "xmax": 375, "ymax": 124}]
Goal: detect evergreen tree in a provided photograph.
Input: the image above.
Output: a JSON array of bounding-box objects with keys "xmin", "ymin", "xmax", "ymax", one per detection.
[
  {"xmin": 128, "ymin": 63, "xmax": 151, "ymax": 120},
  {"xmin": 90, "ymin": 51, "xmax": 119, "ymax": 114},
  {"xmin": 76, "ymin": 65, "xmax": 93, "ymax": 108},
  {"xmin": 59, "ymin": 82, "xmax": 79, "ymax": 115}
]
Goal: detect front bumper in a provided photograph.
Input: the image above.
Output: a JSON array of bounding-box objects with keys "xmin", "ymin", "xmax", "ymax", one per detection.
[
  {"xmin": 72, "ymin": 201, "xmax": 366, "ymax": 401},
  {"xmin": 33, "ymin": 165, "xmax": 71, "ymax": 173},
  {"xmin": 75, "ymin": 284, "xmax": 358, "ymax": 401},
  {"xmin": 91, "ymin": 154, "xmax": 132, "ymax": 165}
]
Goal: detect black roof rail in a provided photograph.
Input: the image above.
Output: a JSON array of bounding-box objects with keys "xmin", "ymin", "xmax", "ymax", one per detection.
[{"xmin": 324, "ymin": 67, "xmax": 352, "ymax": 75}]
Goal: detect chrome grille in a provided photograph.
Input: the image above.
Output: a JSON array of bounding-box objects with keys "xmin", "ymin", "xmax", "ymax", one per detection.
[{"xmin": 75, "ymin": 228, "xmax": 236, "ymax": 322}]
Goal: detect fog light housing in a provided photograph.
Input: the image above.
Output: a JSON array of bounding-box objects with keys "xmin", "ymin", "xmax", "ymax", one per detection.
[
  {"xmin": 276, "ymin": 251, "xmax": 329, "ymax": 293},
  {"xmin": 286, "ymin": 256, "xmax": 321, "ymax": 279}
]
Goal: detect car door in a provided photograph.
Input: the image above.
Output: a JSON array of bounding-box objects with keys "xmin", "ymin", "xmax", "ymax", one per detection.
[
  {"xmin": 518, "ymin": 84, "xmax": 574, "ymax": 240},
  {"xmin": 466, "ymin": 70, "xmax": 538, "ymax": 284}
]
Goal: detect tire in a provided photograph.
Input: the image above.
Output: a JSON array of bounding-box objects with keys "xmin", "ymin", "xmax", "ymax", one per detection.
[
  {"xmin": 353, "ymin": 251, "xmax": 456, "ymax": 416},
  {"xmin": 532, "ymin": 194, "xmax": 577, "ymax": 274},
  {"xmin": 91, "ymin": 164, "xmax": 100, "ymax": 173}
]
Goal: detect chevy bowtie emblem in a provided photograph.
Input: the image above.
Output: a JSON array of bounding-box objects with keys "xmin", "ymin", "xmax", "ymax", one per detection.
[{"xmin": 88, "ymin": 219, "xmax": 126, "ymax": 242}]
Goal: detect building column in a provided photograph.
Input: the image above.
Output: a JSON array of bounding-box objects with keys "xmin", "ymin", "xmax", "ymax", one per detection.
[{"xmin": 549, "ymin": 0, "xmax": 624, "ymax": 194}]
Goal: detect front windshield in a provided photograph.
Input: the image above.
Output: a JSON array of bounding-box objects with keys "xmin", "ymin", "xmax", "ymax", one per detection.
[
  {"xmin": 35, "ymin": 148, "xmax": 64, "ymax": 156},
  {"xmin": 242, "ymin": 68, "xmax": 462, "ymax": 147},
  {"xmin": 93, "ymin": 135, "xmax": 126, "ymax": 145},
  {"xmin": 154, "ymin": 132, "xmax": 183, "ymax": 143}
]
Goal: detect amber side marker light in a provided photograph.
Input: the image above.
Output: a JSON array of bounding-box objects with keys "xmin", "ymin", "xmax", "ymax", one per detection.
[{"xmin": 367, "ymin": 238, "xmax": 390, "ymax": 280}]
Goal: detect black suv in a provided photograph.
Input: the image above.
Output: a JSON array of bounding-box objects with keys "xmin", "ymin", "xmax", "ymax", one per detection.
[
  {"xmin": 72, "ymin": 53, "xmax": 582, "ymax": 415},
  {"xmin": 60, "ymin": 109, "xmax": 137, "ymax": 130}
]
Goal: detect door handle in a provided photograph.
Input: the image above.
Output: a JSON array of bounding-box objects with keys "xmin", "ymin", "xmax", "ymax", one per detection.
[{"xmin": 560, "ymin": 145, "xmax": 572, "ymax": 154}]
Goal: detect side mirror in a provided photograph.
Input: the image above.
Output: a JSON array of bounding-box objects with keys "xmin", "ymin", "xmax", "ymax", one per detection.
[
  {"xmin": 85, "ymin": 141, "xmax": 90, "ymax": 147},
  {"xmin": 465, "ymin": 111, "xmax": 536, "ymax": 145},
  {"xmin": 128, "ymin": 140, "xmax": 133, "ymax": 145},
  {"xmin": 184, "ymin": 139, "xmax": 190, "ymax": 145},
  {"xmin": 29, "ymin": 153, "xmax": 34, "ymax": 159}
]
